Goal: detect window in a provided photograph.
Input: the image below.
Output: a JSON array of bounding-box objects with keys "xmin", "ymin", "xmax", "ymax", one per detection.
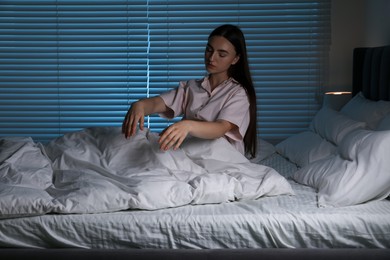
[{"xmin": 0, "ymin": 0, "xmax": 330, "ymax": 144}]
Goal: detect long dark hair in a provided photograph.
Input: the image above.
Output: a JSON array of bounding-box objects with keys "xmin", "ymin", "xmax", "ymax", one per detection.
[{"xmin": 208, "ymin": 24, "xmax": 257, "ymax": 158}]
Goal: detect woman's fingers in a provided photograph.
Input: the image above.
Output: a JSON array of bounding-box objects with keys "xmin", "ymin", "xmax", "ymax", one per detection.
[
  {"xmin": 161, "ymin": 136, "xmax": 179, "ymax": 151},
  {"xmin": 158, "ymin": 128, "xmax": 171, "ymax": 150},
  {"xmin": 173, "ymin": 136, "xmax": 185, "ymax": 150},
  {"xmin": 138, "ymin": 116, "xmax": 144, "ymax": 131},
  {"xmin": 122, "ymin": 113, "xmax": 131, "ymax": 136},
  {"xmin": 159, "ymin": 125, "xmax": 186, "ymax": 151},
  {"xmin": 122, "ymin": 111, "xmax": 145, "ymax": 138}
]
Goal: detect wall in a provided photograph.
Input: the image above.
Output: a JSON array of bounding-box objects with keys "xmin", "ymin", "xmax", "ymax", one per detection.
[
  {"xmin": 364, "ymin": 0, "xmax": 390, "ymax": 46},
  {"xmin": 327, "ymin": 0, "xmax": 390, "ymax": 92}
]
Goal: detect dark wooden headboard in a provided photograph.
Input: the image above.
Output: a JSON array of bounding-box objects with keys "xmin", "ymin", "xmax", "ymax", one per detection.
[{"xmin": 352, "ymin": 45, "xmax": 390, "ymax": 101}]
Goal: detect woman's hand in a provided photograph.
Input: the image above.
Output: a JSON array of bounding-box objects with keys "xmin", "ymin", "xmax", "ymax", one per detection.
[
  {"xmin": 158, "ymin": 119, "xmax": 236, "ymax": 151},
  {"xmin": 122, "ymin": 96, "xmax": 169, "ymax": 138},
  {"xmin": 159, "ymin": 120, "xmax": 192, "ymax": 151},
  {"xmin": 122, "ymin": 101, "xmax": 146, "ymax": 138}
]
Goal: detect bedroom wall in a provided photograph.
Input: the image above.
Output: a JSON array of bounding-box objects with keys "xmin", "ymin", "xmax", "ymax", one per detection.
[{"xmin": 327, "ymin": 0, "xmax": 390, "ymax": 92}]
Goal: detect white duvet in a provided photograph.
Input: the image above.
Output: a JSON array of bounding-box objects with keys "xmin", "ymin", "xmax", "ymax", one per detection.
[{"xmin": 0, "ymin": 127, "xmax": 293, "ymax": 218}]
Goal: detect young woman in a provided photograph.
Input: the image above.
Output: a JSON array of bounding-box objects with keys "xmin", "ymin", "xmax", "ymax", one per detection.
[{"xmin": 122, "ymin": 24, "xmax": 257, "ymax": 158}]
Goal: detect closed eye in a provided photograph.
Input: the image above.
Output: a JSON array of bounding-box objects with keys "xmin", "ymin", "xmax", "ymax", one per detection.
[
  {"xmin": 205, "ymin": 45, "xmax": 213, "ymax": 53},
  {"xmin": 206, "ymin": 45, "xmax": 229, "ymax": 57},
  {"xmin": 219, "ymin": 52, "xmax": 228, "ymax": 57}
]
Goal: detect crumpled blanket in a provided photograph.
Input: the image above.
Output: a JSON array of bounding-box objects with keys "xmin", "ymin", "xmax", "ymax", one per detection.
[{"xmin": 0, "ymin": 127, "xmax": 294, "ymax": 219}]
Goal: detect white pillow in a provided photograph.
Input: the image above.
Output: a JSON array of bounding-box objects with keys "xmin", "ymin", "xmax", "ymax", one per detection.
[
  {"xmin": 293, "ymin": 129, "xmax": 390, "ymax": 207},
  {"xmin": 376, "ymin": 114, "xmax": 390, "ymax": 131},
  {"xmin": 340, "ymin": 92, "xmax": 390, "ymax": 129},
  {"xmin": 275, "ymin": 131, "xmax": 337, "ymax": 167},
  {"xmin": 338, "ymin": 129, "xmax": 371, "ymax": 161},
  {"xmin": 310, "ymin": 107, "xmax": 366, "ymax": 145},
  {"xmin": 249, "ymin": 138, "xmax": 276, "ymax": 163}
]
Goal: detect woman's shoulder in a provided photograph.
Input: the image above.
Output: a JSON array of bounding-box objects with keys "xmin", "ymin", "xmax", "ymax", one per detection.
[{"xmin": 228, "ymin": 79, "xmax": 247, "ymax": 95}]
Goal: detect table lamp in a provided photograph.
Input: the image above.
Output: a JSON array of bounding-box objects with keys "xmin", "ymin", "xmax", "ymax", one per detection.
[{"xmin": 322, "ymin": 91, "xmax": 352, "ymax": 111}]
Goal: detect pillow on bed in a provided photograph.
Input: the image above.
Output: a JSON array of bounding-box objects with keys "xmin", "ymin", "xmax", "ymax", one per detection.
[
  {"xmin": 340, "ymin": 92, "xmax": 390, "ymax": 129},
  {"xmin": 275, "ymin": 131, "xmax": 337, "ymax": 167},
  {"xmin": 249, "ymin": 138, "xmax": 276, "ymax": 163},
  {"xmin": 309, "ymin": 106, "xmax": 367, "ymax": 145},
  {"xmin": 376, "ymin": 114, "xmax": 390, "ymax": 131},
  {"xmin": 293, "ymin": 129, "xmax": 390, "ymax": 207}
]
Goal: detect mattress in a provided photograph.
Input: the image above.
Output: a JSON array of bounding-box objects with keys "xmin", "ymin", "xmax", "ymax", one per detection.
[{"xmin": 1, "ymin": 153, "xmax": 389, "ymax": 249}]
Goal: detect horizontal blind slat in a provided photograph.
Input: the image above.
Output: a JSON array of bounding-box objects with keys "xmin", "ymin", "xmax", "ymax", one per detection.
[{"xmin": 0, "ymin": 0, "xmax": 330, "ymax": 143}]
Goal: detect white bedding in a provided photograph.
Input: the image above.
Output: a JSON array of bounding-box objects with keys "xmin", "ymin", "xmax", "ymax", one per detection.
[
  {"xmin": 1, "ymin": 127, "xmax": 389, "ymax": 249},
  {"xmin": 0, "ymin": 127, "xmax": 293, "ymax": 218},
  {"xmin": 0, "ymin": 155, "xmax": 389, "ymax": 249}
]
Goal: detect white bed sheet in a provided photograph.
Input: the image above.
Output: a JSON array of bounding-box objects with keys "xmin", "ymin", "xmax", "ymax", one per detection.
[{"xmin": 1, "ymin": 153, "xmax": 389, "ymax": 249}]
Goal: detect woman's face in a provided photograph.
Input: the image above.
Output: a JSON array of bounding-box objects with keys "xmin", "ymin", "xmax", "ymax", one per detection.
[{"xmin": 205, "ymin": 36, "xmax": 239, "ymax": 77}]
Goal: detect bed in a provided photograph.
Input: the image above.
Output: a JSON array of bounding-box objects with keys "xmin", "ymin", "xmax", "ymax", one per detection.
[{"xmin": 1, "ymin": 45, "xmax": 390, "ymax": 259}]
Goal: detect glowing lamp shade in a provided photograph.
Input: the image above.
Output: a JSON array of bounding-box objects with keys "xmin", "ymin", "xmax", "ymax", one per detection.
[{"xmin": 322, "ymin": 91, "xmax": 352, "ymax": 111}]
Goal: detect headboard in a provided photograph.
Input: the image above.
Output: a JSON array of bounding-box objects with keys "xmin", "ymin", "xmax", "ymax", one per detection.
[{"xmin": 352, "ymin": 45, "xmax": 390, "ymax": 101}]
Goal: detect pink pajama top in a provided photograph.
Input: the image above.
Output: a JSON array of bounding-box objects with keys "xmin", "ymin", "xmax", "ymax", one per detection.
[{"xmin": 159, "ymin": 76, "xmax": 250, "ymax": 155}]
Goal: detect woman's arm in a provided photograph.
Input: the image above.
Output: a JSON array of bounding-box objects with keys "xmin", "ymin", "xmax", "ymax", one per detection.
[
  {"xmin": 122, "ymin": 96, "xmax": 169, "ymax": 138},
  {"xmin": 158, "ymin": 119, "xmax": 236, "ymax": 151}
]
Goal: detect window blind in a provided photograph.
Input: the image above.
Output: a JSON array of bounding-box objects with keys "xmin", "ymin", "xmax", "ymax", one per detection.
[{"xmin": 0, "ymin": 0, "xmax": 330, "ymax": 144}]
